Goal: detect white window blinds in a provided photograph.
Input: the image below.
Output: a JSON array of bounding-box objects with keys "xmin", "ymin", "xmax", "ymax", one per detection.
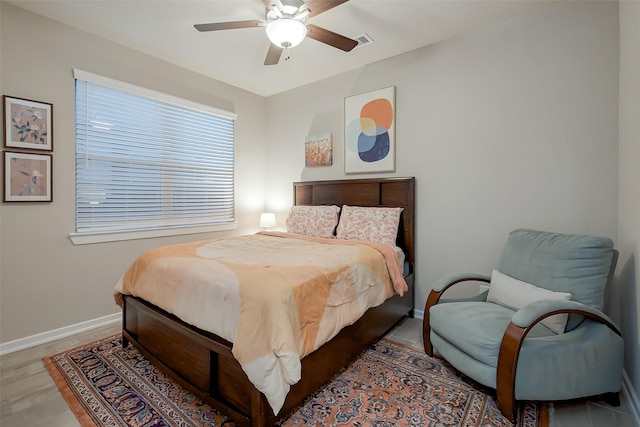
[{"xmin": 74, "ymin": 70, "xmax": 235, "ymax": 235}]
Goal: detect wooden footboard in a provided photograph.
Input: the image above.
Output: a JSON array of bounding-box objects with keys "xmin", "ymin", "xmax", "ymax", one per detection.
[{"xmin": 122, "ymin": 272, "xmax": 413, "ymax": 427}]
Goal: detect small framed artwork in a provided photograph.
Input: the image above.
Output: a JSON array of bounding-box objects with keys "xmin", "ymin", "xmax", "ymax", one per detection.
[
  {"xmin": 344, "ymin": 86, "xmax": 395, "ymax": 174},
  {"xmin": 3, "ymin": 95, "xmax": 53, "ymax": 151},
  {"xmin": 3, "ymin": 151, "xmax": 53, "ymax": 202},
  {"xmin": 305, "ymin": 132, "xmax": 333, "ymax": 167}
]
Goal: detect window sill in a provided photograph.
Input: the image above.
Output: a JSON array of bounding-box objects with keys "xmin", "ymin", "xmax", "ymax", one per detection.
[{"xmin": 68, "ymin": 222, "xmax": 238, "ymax": 245}]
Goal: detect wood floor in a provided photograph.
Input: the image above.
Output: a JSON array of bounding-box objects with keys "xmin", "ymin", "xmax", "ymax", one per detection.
[
  {"xmin": 1, "ymin": 318, "xmax": 637, "ymax": 426},
  {"xmin": 1, "ymin": 322, "xmax": 121, "ymax": 427}
]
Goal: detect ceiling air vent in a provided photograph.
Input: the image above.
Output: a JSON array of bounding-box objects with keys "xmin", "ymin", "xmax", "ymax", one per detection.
[{"xmin": 353, "ymin": 33, "xmax": 374, "ymax": 49}]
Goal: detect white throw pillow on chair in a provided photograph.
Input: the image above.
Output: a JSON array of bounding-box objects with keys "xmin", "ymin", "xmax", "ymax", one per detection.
[{"xmin": 487, "ymin": 269, "xmax": 572, "ymax": 334}]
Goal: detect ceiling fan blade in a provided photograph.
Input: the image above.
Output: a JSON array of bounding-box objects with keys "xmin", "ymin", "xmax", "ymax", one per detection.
[
  {"xmin": 194, "ymin": 20, "xmax": 264, "ymax": 32},
  {"xmin": 264, "ymin": 43, "xmax": 283, "ymax": 65},
  {"xmin": 306, "ymin": 24, "xmax": 358, "ymax": 52},
  {"xmin": 301, "ymin": 0, "xmax": 350, "ymax": 18}
]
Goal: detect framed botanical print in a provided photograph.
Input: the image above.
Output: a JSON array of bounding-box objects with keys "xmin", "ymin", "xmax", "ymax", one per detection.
[
  {"xmin": 3, "ymin": 95, "xmax": 53, "ymax": 151},
  {"xmin": 3, "ymin": 151, "xmax": 53, "ymax": 202}
]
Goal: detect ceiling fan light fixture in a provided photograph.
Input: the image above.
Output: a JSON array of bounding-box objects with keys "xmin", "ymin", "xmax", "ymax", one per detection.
[{"xmin": 266, "ymin": 18, "xmax": 307, "ymax": 48}]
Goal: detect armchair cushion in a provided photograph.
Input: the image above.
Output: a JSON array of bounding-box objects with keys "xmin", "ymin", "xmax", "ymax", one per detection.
[
  {"xmin": 487, "ymin": 269, "xmax": 571, "ymax": 333},
  {"xmin": 429, "ymin": 302, "xmax": 555, "ymax": 368},
  {"xmin": 498, "ymin": 229, "xmax": 615, "ymax": 331},
  {"xmin": 497, "ymin": 229, "xmax": 614, "ymax": 311}
]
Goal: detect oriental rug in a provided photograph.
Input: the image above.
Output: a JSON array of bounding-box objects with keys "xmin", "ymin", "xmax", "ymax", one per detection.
[{"xmin": 43, "ymin": 334, "xmax": 547, "ymax": 427}]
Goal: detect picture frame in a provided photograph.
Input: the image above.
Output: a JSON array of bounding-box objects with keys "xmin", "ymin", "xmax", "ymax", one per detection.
[
  {"xmin": 3, "ymin": 151, "xmax": 53, "ymax": 202},
  {"xmin": 305, "ymin": 132, "xmax": 333, "ymax": 167},
  {"xmin": 3, "ymin": 95, "xmax": 53, "ymax": 151},
  {"xmin": 344, "ymin": 86, "xmax": 395, "ymax": 174}
]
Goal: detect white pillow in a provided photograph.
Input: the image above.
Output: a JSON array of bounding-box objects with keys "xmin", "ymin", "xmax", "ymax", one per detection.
[{"xmin": 487, "ymin": 269, "xmax": 572, "ymax": 334}]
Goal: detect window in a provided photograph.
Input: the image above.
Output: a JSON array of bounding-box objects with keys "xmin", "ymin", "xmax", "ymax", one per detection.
[{"xmin": 71, "ymin": 70, "xmax": 236, "ymax": 244}]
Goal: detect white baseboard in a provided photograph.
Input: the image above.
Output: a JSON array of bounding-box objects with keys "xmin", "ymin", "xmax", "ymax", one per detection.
[
  {"xmin": 0, "ymin": 313, "xmax": 121, "ymax": 356},
  {"xmin": 623, "ymin": 371, "xmax": 640, "ymax": 426}
]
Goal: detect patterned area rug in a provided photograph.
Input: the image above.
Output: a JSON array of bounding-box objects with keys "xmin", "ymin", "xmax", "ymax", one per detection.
[{"xmin": 44, "ymin": 334, "xmax": 547, "ymax": 427}]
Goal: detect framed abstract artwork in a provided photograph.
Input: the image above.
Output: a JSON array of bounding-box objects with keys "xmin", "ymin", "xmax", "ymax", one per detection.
[
  {"xmin": 3, "ymin": 151, "xmax": 53, "ymax": 202},
  {"xmin": 305, "ymin": 132, "xmax": 333, "ymax": 167},
  {"xmin": 344, "ymin": 86, "xmax": 395, "ymax": 174},
  {"xmin": 3, "ymin": 95, "xmax": 53, "ymax": 151}
]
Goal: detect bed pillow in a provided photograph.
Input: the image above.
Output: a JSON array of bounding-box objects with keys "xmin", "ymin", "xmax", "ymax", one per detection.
[
  {"xmin": 285, "ymin": 205, "xmax": 340, "ymax": 238},
  {"xmin": 335, "ymin": 205, "xmax": 403, "ymax": 246},
  {"xmin": 487, "ymin": 269, "xmax": 572, "ymax": 334}
]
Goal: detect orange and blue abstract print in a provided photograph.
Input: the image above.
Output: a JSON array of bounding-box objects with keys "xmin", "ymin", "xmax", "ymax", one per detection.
[{"xmin": 344, "ymin": 86, "xmax": 395, "ymax": 174}]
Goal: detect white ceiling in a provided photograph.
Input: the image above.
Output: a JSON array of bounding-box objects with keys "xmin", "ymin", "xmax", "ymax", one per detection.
[{"xmin": 7, "ymin": 0, "xmax": 552, "ymax": 97}]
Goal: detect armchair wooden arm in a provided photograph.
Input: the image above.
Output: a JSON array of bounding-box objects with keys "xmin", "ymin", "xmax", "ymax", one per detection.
[{"xmin": 422, "ymin": 275, "xmax": 490, "ymax": 356}]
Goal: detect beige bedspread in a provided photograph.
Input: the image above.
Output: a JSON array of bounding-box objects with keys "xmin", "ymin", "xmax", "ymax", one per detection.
[{"xmin": 114, "ymin": 231, "xmax": 407, "ymax": 415}]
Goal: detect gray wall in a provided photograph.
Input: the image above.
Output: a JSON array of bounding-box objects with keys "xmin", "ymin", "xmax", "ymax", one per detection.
[
  {"xmin": 0, "ymin": 3, "xmax": 269, "ymax": 343},
  {"xmin": 618, "ymin": 0, "xmax": 640, "ymax": 410},
  {"xmin": 265, "ymin": 0, "xmax": 637, "ymax": 400},
  {"xmin": 265, "ymin": 1, "xmax": 619, "ymax": 306}
]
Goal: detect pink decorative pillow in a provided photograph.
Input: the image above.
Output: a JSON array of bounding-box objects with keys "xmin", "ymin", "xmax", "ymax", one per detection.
[
  {"xmin": 285, "ymin": 205, "xmax": 340, "ymax": 238},
  {"xmin": 336, "ymin": 205, "xmax": 403, "ymax": 246}
]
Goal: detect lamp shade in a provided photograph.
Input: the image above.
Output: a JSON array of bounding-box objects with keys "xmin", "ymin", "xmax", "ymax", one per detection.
[
  {"xmin": 259, "ymin": 212, "xmax": 277, "ymax": 229},
  {"xmin": 266, "ymin": 18, "xmax": 307, "ymax": 48}
]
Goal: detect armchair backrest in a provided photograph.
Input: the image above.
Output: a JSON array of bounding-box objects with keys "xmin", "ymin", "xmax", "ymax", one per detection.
[{"xmin": 498, "ymin": 229, "xmax": 616, "ymax": 312}]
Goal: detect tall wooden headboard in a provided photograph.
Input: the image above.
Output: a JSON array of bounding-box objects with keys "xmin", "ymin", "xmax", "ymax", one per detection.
[{"xmin": 293, "ymin": 177, "xmax": 415, "ymax": 270}]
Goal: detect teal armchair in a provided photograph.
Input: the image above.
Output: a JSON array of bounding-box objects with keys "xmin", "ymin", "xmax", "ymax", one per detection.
[{"xmin": 423, "ymin": 229, "xmax": 623, "ymax": 422}]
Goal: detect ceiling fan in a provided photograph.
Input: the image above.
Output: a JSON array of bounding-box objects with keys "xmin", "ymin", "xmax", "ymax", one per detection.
[{"xmin": 194, "ymin": 0, "xmax": 358, "ymax": 66}]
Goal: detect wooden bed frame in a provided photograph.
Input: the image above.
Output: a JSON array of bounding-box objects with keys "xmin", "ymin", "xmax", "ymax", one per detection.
[{"xmin": 121, "ymin": 177, "xmax": 415, "ymax": 427}]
